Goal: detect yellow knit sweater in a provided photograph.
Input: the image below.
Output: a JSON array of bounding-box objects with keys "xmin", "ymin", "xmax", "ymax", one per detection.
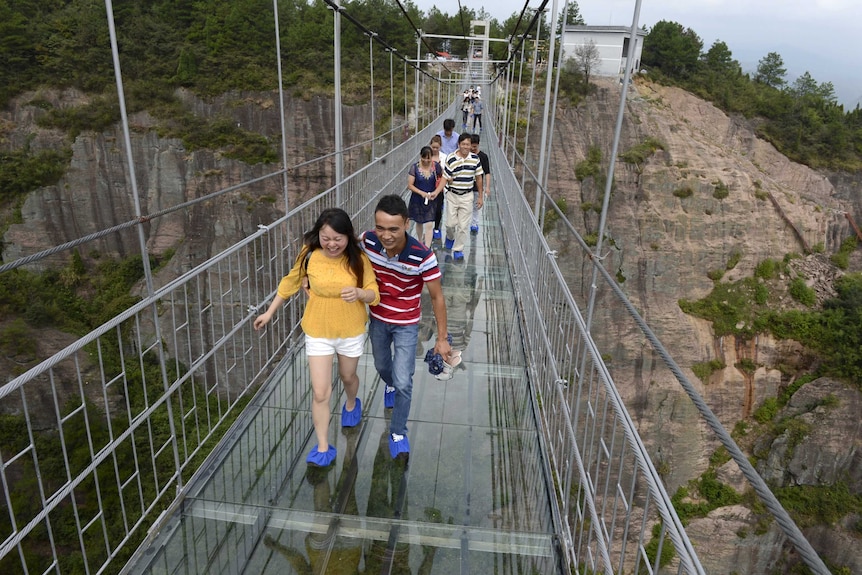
[{"xmin": 277, "ymin": 249, "xmax": 380, "ymax": 338}]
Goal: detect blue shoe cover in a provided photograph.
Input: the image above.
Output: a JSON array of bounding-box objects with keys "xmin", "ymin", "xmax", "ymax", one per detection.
[
  {"xmin": 389, "ymin": 433, "xmax": 410, "ymax": 458},
  {"xmin": 453, "ymin": 251, "xmax": 464, "ymax": 261},
  {"xmin": 444, "ymin": 238, "xmax": 454, "ymax": 250},
  {"xmin": 384, "ymin": 385, "xmax": 396, "ymax": 408},
  {"xmin": 433, "ymin": 229, "xmax": 442, "ymax": 240},
  {"xmin": 341, "ymin": 398, "xmax": 362, "ymax": 428},
  {"xmin": 306, "ymin": 444, "xmax": 336, "ymax": 466},
  {"xmin": 470, "ymin": 225, "xmax": 479, "ymax": 233}
]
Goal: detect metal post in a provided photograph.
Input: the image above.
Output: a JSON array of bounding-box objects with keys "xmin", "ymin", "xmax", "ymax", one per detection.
[
  {"xmin": 390, "ymin": 50, "xmax": 395, "ymax": 151},
  {"xmin": 543, "ymin": 0, "xmax": 569, "ymax": 196}
]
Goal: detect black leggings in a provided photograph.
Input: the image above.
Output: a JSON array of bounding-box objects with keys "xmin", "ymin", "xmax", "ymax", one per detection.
[
  {"xmin": 473, "ymin": 114, "xmax": 482, "ymax": 130},
  {"xmin": 434, "ymin": 193, "xmax": 444, "ymax": 230}
]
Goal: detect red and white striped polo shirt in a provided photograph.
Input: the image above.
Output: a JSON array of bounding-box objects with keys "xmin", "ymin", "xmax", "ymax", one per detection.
[{"xmin": 360, "ymin": 231, "xmax": 441, "ymax": 324}]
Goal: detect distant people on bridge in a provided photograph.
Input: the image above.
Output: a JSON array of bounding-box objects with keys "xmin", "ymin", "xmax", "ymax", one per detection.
[
  {"xmin": 471, "ymin": 97, "xmax": 483, "ymax": 132},
  {"xmin": 461, "ymin": 96, "xmax": 472, "ymax": 131},
  {"xmin": 254, "ymin": 208, "xmax": 379, "ymax": 468},
  {"xmin": 360, "ymin": 195, "xmax": 452, "ymax": 459},
  {"xmin": 443, "ymin": 134, "xmax": 484, "ymax": 261},
  {"xmin": 428, "ymin": 135, "xmax": 447, "ymax": 241},
  {"xmin": 435, "ymin": 118, "xmax": 459, "ymax": 155},
  {"xmin": 407, "ymin": 146, "xmax": 445, "ymax": 247},
  {"xmin": 470, "ymin": 133, "xmax": 490, "ymax": 234}
]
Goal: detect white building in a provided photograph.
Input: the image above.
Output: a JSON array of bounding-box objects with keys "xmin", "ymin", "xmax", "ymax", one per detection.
[{"xmin": 561, "ymin": 25, "xmax": 646, "ymax": 78}]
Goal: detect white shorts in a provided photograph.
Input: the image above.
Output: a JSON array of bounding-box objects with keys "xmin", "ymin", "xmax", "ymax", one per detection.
[{"xmin": 305, "ymin": 333, "xmax": 366, "ymax": 358}]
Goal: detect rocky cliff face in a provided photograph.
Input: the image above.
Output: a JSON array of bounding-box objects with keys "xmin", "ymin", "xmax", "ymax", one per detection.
[
  {"xmin": 543, "ymin": 78, "xmax": 862, "ymax": 571},
  {"xmin": 1, "ymin": 89, "xmax": 375, "ymax": 274}
]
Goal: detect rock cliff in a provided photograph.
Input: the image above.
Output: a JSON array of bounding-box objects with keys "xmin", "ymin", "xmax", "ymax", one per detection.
[{"xmin": 543, "ymin": 78, "xmax": 862, "ymax": 571}]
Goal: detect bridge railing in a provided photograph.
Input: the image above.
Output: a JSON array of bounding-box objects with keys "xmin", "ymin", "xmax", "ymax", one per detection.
[
  {"xmin": 482, "ymin": 94, "xmax": 705, "ymax": 571},
  {"xmin": 0, "ymin": 98, "xmax": 457, "ymax": 575}
]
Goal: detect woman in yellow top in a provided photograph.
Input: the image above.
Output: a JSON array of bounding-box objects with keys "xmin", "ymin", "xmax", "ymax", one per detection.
[{"xmin": 254, "ymin": 208, "xmax": 380, "ymax": 467}]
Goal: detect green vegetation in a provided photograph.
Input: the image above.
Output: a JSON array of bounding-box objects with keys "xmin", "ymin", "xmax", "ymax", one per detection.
[
  {"xmin": 830, "ymin": 236, "xmax": 858, "ymax": 270},
  {"xmin": 712, "ymin": 180, "xmax": 729, "ymax": 200},
  {"xmin": 681, "ymin": 270, "xmax": 862, "ymax": 385},
  {"xmin": 673, "ymin": 186, "xmax": 693, "ymax": 198},
  {"xmin": 0, "ymin": 147, "xmax": 72, "ymax": 205},
  {"xmin": 0, "ymin": 252, "xmax": 252, "ymax": 573},
  {"xmin": 575, "ymin": 146, "xmax": 603, "ymax": 181},
  {"xmin": 642, "ymin": 21, "xmax": 862, "ymax": 171},
  {"xmin": 725, "ymin": 249, "xmax": 742, "ymax": 270},
  {"xmin": 788, "ymin": 277, "xmax": 816, "ymax": 306},
  {"xmin": 619, "ymin": 137, "xmax": 665, "ymax": 171},
  {"xmin": 672, "ymin": 468, "xmax": 742, "ymax": 524},
  {"xmin": 542, "ymin": 197, "xmax": 568, "ymax": 234},
  {"xmin": 691, "ymin": 358, "xmax": 725, "ymax": 383},
  {"xmin": 774, "ymin": 483, "xmax": 862, "ymax": 528}
]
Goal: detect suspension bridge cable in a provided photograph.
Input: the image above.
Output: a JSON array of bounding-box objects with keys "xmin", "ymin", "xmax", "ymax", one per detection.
[
  {"xmin": 392, "ymin": 0, "xmax": 454, "ymax": 77},
  {"xmin": 320, "ymin": 0, "xmax": 438, "ymax": 82},
  {"xmin": 490, "ymin": 0, "xmax": 550, "ymax": 83}
]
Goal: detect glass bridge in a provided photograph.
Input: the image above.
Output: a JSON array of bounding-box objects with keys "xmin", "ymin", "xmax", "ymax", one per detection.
[{"xmin": 127, "ymin": 197, "xmax": 561, "ymax": 574}]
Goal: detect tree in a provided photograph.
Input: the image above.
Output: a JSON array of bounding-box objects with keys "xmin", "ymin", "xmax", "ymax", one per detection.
[
  {"xmin": 557, "ymin": 1, "xmax": 585, "ymax": 35},
  {"xmin": 642, "ymin": 20, "xmax": 702, "ymax": 79},
  {"xmin": 574, "ymin": 39, "xmax": 600, "ymax": 86},
  {"xmin": 755, "ymin": 51, "xmax": 786, "ymax": 89},
  {"xmin": 701, "ymin": 40, "xmax": 736, "ymax": 76}
]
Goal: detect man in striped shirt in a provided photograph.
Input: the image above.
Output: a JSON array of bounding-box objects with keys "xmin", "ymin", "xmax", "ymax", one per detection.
[
  {"xmin": 361, "ymin": 195, "xmax": 452, "ymax": 458},
  {"xmin": 443, "ymin": 133, "xmax": 484, "ymax": 261}
]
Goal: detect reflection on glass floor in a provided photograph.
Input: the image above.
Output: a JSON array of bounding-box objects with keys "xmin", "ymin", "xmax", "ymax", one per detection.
[{"xmin": 128, "ymin": 199, "xmax": 562, "ymax": 574}]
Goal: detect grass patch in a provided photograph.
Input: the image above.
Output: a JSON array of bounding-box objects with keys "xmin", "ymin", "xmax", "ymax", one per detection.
[
  {"xmin": 712, "ymin": 180, "xmax": 729, "ymax": 200},
  {"xmin": 673, "ymin": 186, "xmax": 693, "ymax": 199},
  {"xmin": 619, "ymin": 137, "xmax": 665, "ymax": 171}
]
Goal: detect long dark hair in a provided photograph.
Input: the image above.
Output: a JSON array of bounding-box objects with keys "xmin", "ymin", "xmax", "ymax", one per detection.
[{"xmin": 298, "ymin": 208, "xmax": 364, "ymax": 287}]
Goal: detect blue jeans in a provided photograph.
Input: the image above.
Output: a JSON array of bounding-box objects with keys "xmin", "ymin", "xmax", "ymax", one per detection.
[{"xmin": 369, "ymin": 318, "xmax": 419, "ymax": 436}]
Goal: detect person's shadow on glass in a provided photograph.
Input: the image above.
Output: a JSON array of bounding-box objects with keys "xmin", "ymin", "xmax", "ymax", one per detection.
[
  {"xmin": 264, "ymin": 426, "xmax": 362, "ymax": 574},
  {"xmin": 363, "ymin": 426, "xmax": 443, "ymax": 574},
  {"xmin": 440, "ymin": 251, "xmax": 483, "ymax": 362}
]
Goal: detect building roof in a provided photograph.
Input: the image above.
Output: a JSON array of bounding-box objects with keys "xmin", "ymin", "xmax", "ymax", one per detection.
[{"xmin": 563, "ymin": 25, "xmax": 646, "ymax": 36}]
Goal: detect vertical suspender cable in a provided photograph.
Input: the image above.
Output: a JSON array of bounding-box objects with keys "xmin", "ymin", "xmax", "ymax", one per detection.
[
  {"xmin": 543, "ymin": 0, "xmax": 568, "ymax": 194},
  {"xmin": 273, "ymin": 0, "xmax": 290, "ymax": 213},
  {"xmin": 415, "ymin": 32, "xmax": 421, "ymax": 135},
  {"xmin": 370, "ymin": 34, "xmax": 376, "ymax": 160},
  {"xmin": 333, "ymin": 0, "xmax": 344, "ymax": 205},
  {"xmin": 584, "ymin": 0, "xmax": 641, "ymax": 332},
  {"xmin": 403, "ymin": 60, "xmax": 408, "ymax": 140},
  {"xmin": 534, "ymin": 0, "xmax": 559, "ymax": 216},
  {"xmin": 390, "ymin": 50, "xmax": 395, "ymax": 151},
  {"xmin": 512, "ymin": 37, "xmax": 527, "ymax": 166},
  {"xmin": 521, "ymin": 14, "xmax": 543, "ymax": 190},
  {"xmin": 104, "ymin": 0, "xmax": 182, "ymax": 487}
]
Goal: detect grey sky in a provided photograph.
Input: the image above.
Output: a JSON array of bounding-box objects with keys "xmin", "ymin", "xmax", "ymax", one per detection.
[{"xmin": 414, "ymin": 0, "xmax": 862, "ymax": 108}]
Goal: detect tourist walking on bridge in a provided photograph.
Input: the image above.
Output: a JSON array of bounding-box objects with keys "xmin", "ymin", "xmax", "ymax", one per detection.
[
  {"xmin": 470, "ymin": 133, "xmax": 490, "ymax": 234},
  {"xmin": 361, "ymin": 195, "xmax": 452, "ymax": 458},
  {"xmin": 407, "ymin": 146, "xmax": 445, "ymax": 247},
  {"xmin": 429, "ymin": 135, "xmax": 447, "ymax": 241},
  {"xmin": 436, "ymin": 118, "xmax": 459, "ymax": 155},
  {"xmin": 254, "ymin": 208, "xmax": 379, "ymax": 467},
  {"xmin": 443, "ymin": 133, "xmax": 484, "ymax": 261}
]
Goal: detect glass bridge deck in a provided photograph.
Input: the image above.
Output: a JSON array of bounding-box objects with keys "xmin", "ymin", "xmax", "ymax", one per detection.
[{"xmin": 128, "ymin": 198, "xmax": 562, "ymax": 574}]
